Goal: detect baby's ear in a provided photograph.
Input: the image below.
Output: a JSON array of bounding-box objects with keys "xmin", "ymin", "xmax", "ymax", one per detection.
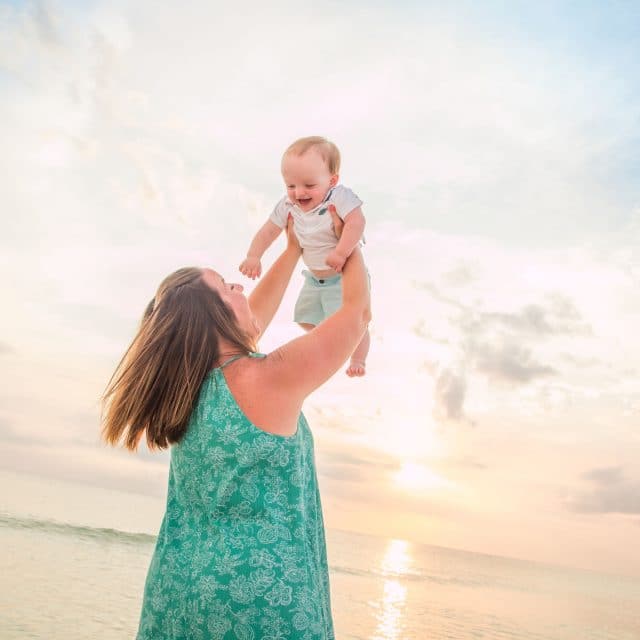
[{"xmin": 330, "ymin": 174, "xmax": 339, "ymax": 187}]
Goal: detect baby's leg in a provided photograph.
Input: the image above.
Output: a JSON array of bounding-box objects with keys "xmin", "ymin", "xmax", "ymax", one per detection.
[
  {"xmin": 294, "ymin": 273, "xmax": 323, "ymax": 333},
  {"xmin": 346, "ymin": 328, "xmax": 370, "ymax": 377}
]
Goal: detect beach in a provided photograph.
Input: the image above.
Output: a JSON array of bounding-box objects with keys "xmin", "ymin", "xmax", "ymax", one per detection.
[{"xmin": 1, "ymin": 470, "xmax": 638, "ymax": 639}]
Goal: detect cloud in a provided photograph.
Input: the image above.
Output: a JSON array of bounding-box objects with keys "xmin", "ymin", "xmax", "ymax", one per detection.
[
  {"xmin": 582, "ymin": 466, "xmax": 624, "ymax": 485},
  {"xmin": 471, "ymin": 340, "xmax": 557, "ymax": 385},
  {"xmin": 433, "ymin": 368, "xmax": 469, "ymax": 423},
  {"xmin": 412, "ymin": 274, "xmax": 606, "ymax": 421},
  {"xmin": 0, "ymin": 417, "xmax": 35, "ymax": 444},
  {"xmin": 414, "ymin": 280, "xmax": 466, "ymax": 312},
  {"xmin": 451, "ymin": 293, "xmax": 591, "ymax": 341},
  {"xmin": 4, "ymin": 0, "xmax": 637, "ymax": 249},
  {"xmin": 414, "ymin": 280, "xmax": 573, "ymax": 419},
  {"xmin": 566, "ymin": 467, "xmax": 640, "ymax": 515},
  {"xmin": 0, "ymin": 441, "xmax": 169, "ymax": 499},
  {"xmin": 317, "ymin": 448, "xmax": 396, "ymax": 484},
  {"xmin": 0, "ymin": 342, "xmax": 14, "ymax": 355},
  {"xmin": 416, "ymin": 279, "xmax": 590, "ymax": 341},
  {"xmin": 441, "ymin": 263, "xmax": 477, "ymax": 288},
  {"xmin": 32, "ymin": 2, "xmax": 62, "ymax": 48},
  {"xmin": 480, "ymin": 295, "xmax": 591, "ymax": 337},
  {"xmin": 560, "ymin": 353, "xmax": 601, "ymax": 368},
  {"xmin": 442, "ymin": 456, "xmax": 487, "ymax": 471}
]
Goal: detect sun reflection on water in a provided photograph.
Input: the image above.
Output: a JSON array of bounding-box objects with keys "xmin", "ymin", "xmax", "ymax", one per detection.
[
  {"xmin": 370, "ymin": 539, "xmax": 411, "ymax": 640},
  {"xmin": 381, "ymin": 538, "xmax": 411, "ymax": 576}
]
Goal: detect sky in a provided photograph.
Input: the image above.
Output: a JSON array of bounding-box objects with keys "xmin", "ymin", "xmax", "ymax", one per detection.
[{"xmin": 0, "ymin": 0, "xmax": 639, "ymax": 577}]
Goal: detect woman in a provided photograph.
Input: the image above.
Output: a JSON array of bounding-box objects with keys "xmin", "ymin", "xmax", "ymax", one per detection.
[{"xmin": 101, "ymin": 218, "xmax": 370, "ymax": 639}]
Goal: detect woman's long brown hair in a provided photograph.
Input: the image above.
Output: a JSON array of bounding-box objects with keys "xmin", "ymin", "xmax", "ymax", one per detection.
[{"xmin": 101, "ymin": 267, "xmax": 255, "ymax": 451}]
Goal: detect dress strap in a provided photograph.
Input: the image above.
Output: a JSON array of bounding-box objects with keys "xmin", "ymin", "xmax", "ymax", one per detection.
[{"xmin": 219, "ymin": 351, "xmax": 266, "ymax": 369}]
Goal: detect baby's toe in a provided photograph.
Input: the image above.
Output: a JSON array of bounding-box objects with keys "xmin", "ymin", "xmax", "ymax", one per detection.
[{"xmin": 346, "ymin": 362, "xmax": 366, "ymax": 377}]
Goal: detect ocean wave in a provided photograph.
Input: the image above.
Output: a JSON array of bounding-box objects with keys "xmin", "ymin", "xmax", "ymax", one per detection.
[
  {"xmin": 0, "ymin": 512, "xmax": 458, "ymax": 588},
  {"xmin": 0, "ymin": 512, "xmax": 157, "ymax": 545}
]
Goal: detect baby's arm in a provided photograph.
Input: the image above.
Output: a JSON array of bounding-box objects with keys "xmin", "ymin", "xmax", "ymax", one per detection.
[
  {"xmin": 325, "ymin": 206, "xmax": 366, "ymax": 272},
  {"xmin": 240, "ymin": 220, "xmax": 283, "ymax": 279}
]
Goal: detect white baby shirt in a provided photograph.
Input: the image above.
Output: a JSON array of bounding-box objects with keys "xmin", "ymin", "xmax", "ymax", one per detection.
[{"xmin": 269, "ymin": 185, "xmax": 363, "ymax": 271}]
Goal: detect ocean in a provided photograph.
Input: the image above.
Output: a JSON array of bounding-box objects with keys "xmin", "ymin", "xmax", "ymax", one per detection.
[{"xmin": 1, "ymin": 470, "xmax": 639, "ymax": 639}]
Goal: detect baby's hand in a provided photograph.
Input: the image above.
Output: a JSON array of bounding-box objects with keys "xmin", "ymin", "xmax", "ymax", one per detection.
[
  {"xmin": 239, "ymin": 256, "xmax": 262, "ymax": 280},
  {"xmin": 325, "ymin": 249, "xmax": 347, "ymax": 272}
]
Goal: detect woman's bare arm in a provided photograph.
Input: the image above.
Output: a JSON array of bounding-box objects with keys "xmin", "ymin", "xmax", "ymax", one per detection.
[
  {"xmin": 265, "ymin": 247, "xmax": 370, "ymax": 398},
  {"xmin": 248, "ymin": 217, "xmax": 300, "ymax": 337}
]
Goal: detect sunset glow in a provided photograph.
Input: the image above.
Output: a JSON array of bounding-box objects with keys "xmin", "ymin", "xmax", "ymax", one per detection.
[
  {"xmin": 1, "ymin": 0, "xmax": 638, "ymax": 578},
  {"xmin": 394, "ymin": 462, "xmax": 451, "ymax": 493}
]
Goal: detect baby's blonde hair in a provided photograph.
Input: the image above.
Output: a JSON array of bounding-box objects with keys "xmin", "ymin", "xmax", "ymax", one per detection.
[{"xmin": 283, "ymin": 136, "xmax": 341, "ymax": 174}]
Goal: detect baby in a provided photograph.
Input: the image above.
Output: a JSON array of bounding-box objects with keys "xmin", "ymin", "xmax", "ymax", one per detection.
[{"xmin": 240, "ymin": 136, "xmax": 370, "ymax": 377}]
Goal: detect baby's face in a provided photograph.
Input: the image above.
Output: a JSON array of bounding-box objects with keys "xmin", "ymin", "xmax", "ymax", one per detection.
[{"xmin": 281, "ymin": 149, "xmax": 338, "ymax": 212}]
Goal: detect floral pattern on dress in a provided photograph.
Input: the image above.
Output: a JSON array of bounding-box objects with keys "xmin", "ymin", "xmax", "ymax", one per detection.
[{"xmin": 137, "ymin": 361, "xmax": 334, "ymax": 640}]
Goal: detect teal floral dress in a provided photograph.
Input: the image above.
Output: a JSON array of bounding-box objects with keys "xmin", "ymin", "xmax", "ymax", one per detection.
[{"xmin": 137, "ymin": 353, "xmax": 335, "ymax": 640}]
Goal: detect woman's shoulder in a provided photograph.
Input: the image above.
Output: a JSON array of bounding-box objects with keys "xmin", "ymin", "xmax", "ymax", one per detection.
[{"xmin": 213, "ymin": 354, "xmax": 303, "ymax": 438}]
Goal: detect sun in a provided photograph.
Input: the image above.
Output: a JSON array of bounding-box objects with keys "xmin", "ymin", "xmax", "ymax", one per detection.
[{"xmin": 393, "ymin": 462, "xmax": 451, "ymax": 492}]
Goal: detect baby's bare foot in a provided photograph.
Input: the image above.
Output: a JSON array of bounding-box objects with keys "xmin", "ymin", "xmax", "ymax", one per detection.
[{"xmin": 346, "ymin": 360, "xmax": 366, "ymax": 377}]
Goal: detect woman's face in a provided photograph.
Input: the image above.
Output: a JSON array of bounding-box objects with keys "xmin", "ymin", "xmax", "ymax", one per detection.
[{"xmin": 201, "ymin": 269, "xmax": 260, "ymax": 339}]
